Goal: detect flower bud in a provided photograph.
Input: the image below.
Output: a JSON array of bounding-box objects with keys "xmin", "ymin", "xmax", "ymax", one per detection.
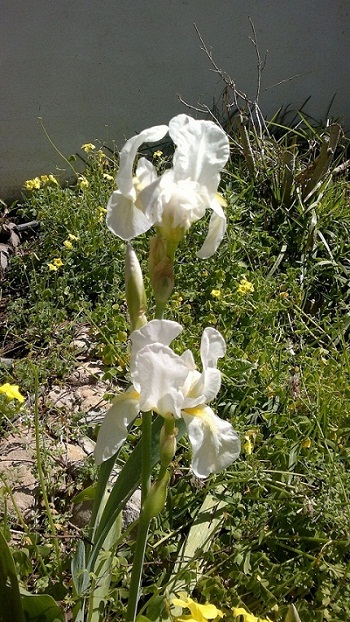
[
  {"xmin": 142, "ymin": 470, "xmax": 170, "ymax": 520},
  {"xmin": 125, "ymin": 243, "xmax": 148, "ymax": 331},
  {"xmin": 160, "ymin": 422, "xmax": 177, "ymax": 468},
  {"xmin": 149, "ymin": 235, "xmax": 174, "ymax": 305}
]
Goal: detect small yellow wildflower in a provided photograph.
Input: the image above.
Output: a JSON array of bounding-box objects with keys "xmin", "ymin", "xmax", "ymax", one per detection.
[
  {"xmin": 237, "ymin": 277, "xmax": 254, "ymax": 296},
  {"xmin": 172, "ymin": 594, "xmax": 223, "ymax": 622},
  {"xmin": 232, "ymin": 606, "xmax": 272, "ymax": 622},
  {"xmin": 279, "ymin": 291, "xmax": 289, "ymax": 299},
  {"xmin": 78, "ymin": 176, "xmax": 89, "ymax": 189},
  {"xmin": 0, "ymin": 383, "xmax": 25, "ymax": 403},
  {"xmin": 97, "ymin": 206, "xmax": 108, "ymax": 222},
  {"xmin": 68, "ymin": 233, "xmax": 79, "ymax": 241},
  {"xmin": 48, "ymin": 174, "xmax": 59, "ymax": 185},
  {"xmin": 243, "ymin": 436, "xmax": 253, "ymax": 455},
  {"xmin": 301, "ymin": 437, "xmax": 312, "ymax": 449},
  {"xmin": 81, "ymin": 143, "xmax": 96, "ymax": 153},
  {"xmin": 52, "ymin": 257, "xmax": 63, "ymax": 268},
  {"xmin": 103, "ymin": 173, "xmax": 114, "ymax": 181},
  {"xmin": 96, "ymin": 149, "xmax": 107, "ymax": 163},
  {"xmin": 243, "ymin": 430, "xmax": 257, "ymax": 455},
  {"xmin": 47, "ymin": 263, "xmax": 58, "ymax": 271},
  {"xmin": 211, "ymin": 289, "xmax": 221, "ymax": 298},
  {"xmin": 40, "ymin": 175, "xmax": 50, "ymax": 184},
  {"xmin": 153, "ymin": 150, "xmax": 163, "ymax": 158},
  {"xmin": 265, "ymin": 385, "xmax": 275, "ymax": 398},
  {"xmin": 63, "ymin": 240, "xmax": 73, "ymax": 250},
  {"xmin": 24, "ymin": 177, "xmax": 41, "ymax": 191}
]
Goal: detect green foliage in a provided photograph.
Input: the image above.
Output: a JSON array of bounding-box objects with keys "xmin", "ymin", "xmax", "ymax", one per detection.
[
  {"xmin": 1, "ymin": 121, "xmax": 350, "ymax": 621},
  {"xmin": 0, "ymin": 529, "xmax": 63, "ymax": 622}
]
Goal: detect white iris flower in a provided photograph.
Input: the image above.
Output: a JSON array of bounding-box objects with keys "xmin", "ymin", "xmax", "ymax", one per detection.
[
  {"xmin": 94, "ymin": 320, "xmax": 240, "ymax": 478},
  {"xmin": 107, "ymin": 114, "xmax": 230, "ymax": 258}
]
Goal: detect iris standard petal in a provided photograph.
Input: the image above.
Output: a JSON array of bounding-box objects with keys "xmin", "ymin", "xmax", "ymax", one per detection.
[
  {"xmin": 179, "ymin": 349, "xmax": 196, "ymax": 370},
  {"xmin": 200, "ymin": 327, "xmax": 226, "ymax": 369},
  {"xmin": 106, "ymin": 190, "xmax": 152, "ymax": 240},
  {"xmin": 117, "ymin": 124, "xmax": 168, "ymax": 197},
  {"xmin": 136, "ymin": 156, "xmax": 158, "ymax": 185},
  {"xmin": 169, "ymin": 114, "xmax": 230, "ymax": 194},
  {"xmin": 133, "ymin": 343, "xmax": 189, "ymax": 417},
  {"xmin": 184, "ymin": 367, "xmax": 222, "ymax": 407},
  {"xmin": 130, "ymin": 319, "xmax": 183, "ymax": 364},
  {"xmin": 94, "ymin": 389, "xmax": 140, "ymax": 464},
  {"xmin": 182, "ymin": 407, "xmax": 241, "ymax": 478},
  {"xmin": 137, "ymin": 171, "xmax": 206, "ymax": 233}
]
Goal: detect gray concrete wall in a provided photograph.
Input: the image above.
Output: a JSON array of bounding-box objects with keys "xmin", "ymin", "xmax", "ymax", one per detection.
[{"xmin": 1, "ymin": 1, "xmax": 349, "ymax": 201}]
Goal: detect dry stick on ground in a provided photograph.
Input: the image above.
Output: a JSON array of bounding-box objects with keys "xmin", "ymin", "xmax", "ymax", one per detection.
[{"xmin": 332, "ymin": 158, "xmax": 350, "ymax": 176}]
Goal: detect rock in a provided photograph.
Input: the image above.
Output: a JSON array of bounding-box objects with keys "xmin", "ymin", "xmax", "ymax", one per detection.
[
  {"xmin": 71, "ymin": 499, "xmax": 94, "ymax": 529},
  {"xmin": 77, "ymin": 384, "xmax": 108, "ymax": 413},
  {"xmin": 123, "ymin": 488, "xmax": 141, "ymax": 528},
  {"xmin": 0, "ymin": 430, "xmax": 37, "ymax": 516},
  {"xmin": 67, "ymin": 363, "xmax": 103, "ymax": 386},
  {"xmin": 80, "ymin": 436, "xmax": 96, "ymax": 456},
  {"xmin": 70, "ymin": 325, "xmax": 96, "ymax": 357}
]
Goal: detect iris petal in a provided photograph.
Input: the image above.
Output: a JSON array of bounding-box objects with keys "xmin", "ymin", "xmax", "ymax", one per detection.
[
  {"xmin": 197, "ymin": 207, "xmax": 226, "ymax": 259},
  {"xmin": 117, "ymin": 124, "xmax": 168, "ymax": 197},
  {"xmin": 182, "ymin": 407, "xmax": 241, "ymax": 478},
  {"xmin": 200, "ymin": 328, "xmax": 226, "ymax": 369},
  {"xmin": 106, "ymin": 190, "xmax": 152, "ymax": 240},
  {"xmin": 94, "ymin": 389, "xmax": 140, "ymax": 464},
  {"xmin": 169, "ymin": 114, "xmax": 230, "ymax": 193},
  {"xmin": 133, "ymin": 343, "xmax": 189, "ymax": 417},
  {"xmin": 130, "ymin": 319, "xmax": 183, "ymax": 368}
]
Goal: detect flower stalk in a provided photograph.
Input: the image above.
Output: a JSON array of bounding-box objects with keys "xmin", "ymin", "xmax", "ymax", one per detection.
[
  {"xmin": 92, "ymin": 113, "xmax": 239, "ymax": 622},
  {"xmin": 126, "ymin": 409, "xmax": 152, "ymax": 622}
]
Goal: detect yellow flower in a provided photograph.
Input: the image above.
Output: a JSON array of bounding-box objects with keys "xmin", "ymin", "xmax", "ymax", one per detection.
[
  {"xmin": 172, "ymin": 594, "xmax": 223, "ymax": 622},
  {"xmin": 52, "ymin": 257, "xmax": 63, "ymax": 267},
  {"xmin": 237, "ymin": 278, "xmax": 254, "ymax": 296},
  {"xmin": 24, "ymin": 177, "xmax": 41, "ymax": 190},
  {"xmin": 78, "ymin": 176, "xmax": 89, "ymax": 189},
  {"xmin": 63, "ymin": 240, "xmax": 73, "ymax": 250},
  {"xmin": 211, "ymin": 289, "xmax": 221, "ymax": 298},
  {"xmin": 81, "ymin": 143, "xmax": 96, "ymax": 153},
  {"xmin": 0, "ymin": 383, "xmax": 25, "ymax": 403},
  {"xmin": 243, "ymin": 436, "xmax": 253, "ymax": 455},
  {"xmin": 40, "ymin": 174, "xmax": 58, "ymax": 185},
  {"xmin": 48, "ymin": 174, "xmax": 59, "ymax": 185},
  {"xmin": 47, "ymin": 263, "xmax": 58, "ymax": 271},
  {"xmin": 97, "ymin": 206, "xmax": 108, "ymax": 222},
  {"xmin": 301, "ymin": 437, "xmax": 312, "ymax": 449},
  {"xmin": 153, "ymin": 150, "xmax": 163, "ymax": 158},
  {"xmin": 103, "ymin": 173, "xmax": 114, "ymax": 181},
  {"xmin": 68, "ymin": 233, "xmax": 79, "ymax": 241},
  {"xmin": 232, "ymin": 606, "xmax": 272, "ymax": 622},
  {"xmin": 265, "ymin": 385, "xmax": 275, "ymax": 398}
]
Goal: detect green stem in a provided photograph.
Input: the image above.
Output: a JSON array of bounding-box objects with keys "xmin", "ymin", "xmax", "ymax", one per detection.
[
  {"xmin": 33, "ymin": 371, "xmax": 62, "ymax": 575},
  {"xmin": 141, "ymin": 411, "xmax": 152, "ymax": 502},
  {"xmin": 155, "ymin": 301, "xmax": 165, "ymax": 320},
  {"xmin": 125, "ymin": 516, "xmax": 150, "ymax": 622},
  {"xmin": 126, "ymin": 410, "xmax": 153, "ymax": 622}
]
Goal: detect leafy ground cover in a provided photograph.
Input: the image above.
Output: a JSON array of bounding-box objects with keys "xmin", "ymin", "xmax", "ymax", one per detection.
[{"xmin": 1, "ymin": 117, "xmax": 350, "ymax": 621}]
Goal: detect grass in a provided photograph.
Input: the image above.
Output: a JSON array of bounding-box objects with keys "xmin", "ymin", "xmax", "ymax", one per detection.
[{"xmin": 0, "ymin": 117, "xmax": 350, "ymax": 621}]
